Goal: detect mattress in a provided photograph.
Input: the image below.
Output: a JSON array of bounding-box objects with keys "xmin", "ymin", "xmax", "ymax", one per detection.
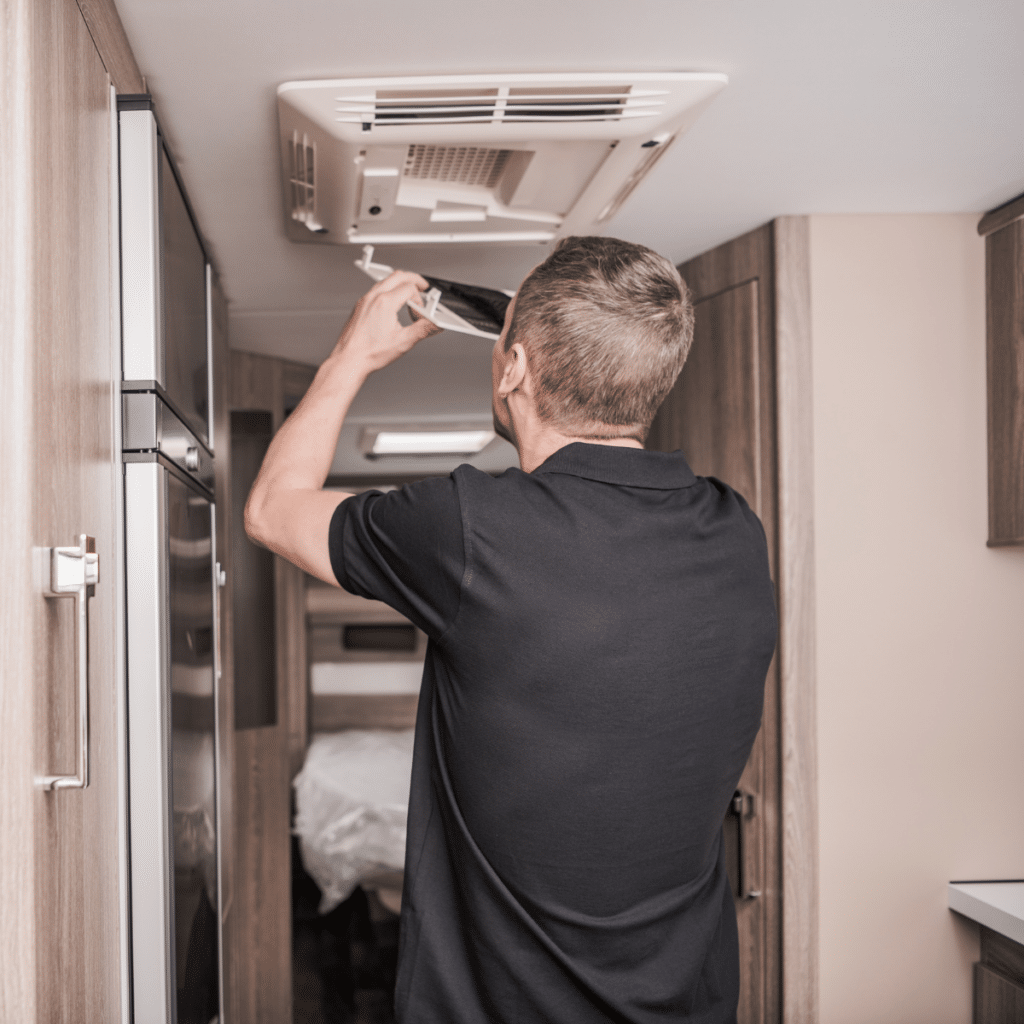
[{"xmin": 293, "ymin": 728, "xmax": 415, "ymax": 913}]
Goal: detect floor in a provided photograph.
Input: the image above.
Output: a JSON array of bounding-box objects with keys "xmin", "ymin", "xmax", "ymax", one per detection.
[{"xmin": 292, "ymin": 836, "xmax": 400, "ymax": 1024}]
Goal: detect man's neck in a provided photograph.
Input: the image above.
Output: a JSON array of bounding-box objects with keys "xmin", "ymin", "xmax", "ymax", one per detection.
[{"xmin": 516, "ymin": 424, "xmax": 643, "ymax": 474}]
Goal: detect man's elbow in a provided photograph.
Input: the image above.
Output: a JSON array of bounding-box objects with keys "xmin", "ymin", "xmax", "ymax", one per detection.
[{"xmin": 243, "ymin": 486, "xmax": 272, "ymax": 550}]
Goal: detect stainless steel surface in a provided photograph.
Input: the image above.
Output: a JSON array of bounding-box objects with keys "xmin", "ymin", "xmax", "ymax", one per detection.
[
  {"xmin": 120, "ymin": 101, "xmax": 211, "ymax": 446},
  {"xmin": 122, "ymin": 389, "xmax": 214, "ymax": 491},
  {"xmin": 37, "ymin": 535, "xmax": 99, "ymax": 791},
  {"xmin": 167, "ymin": 471, "xmax": 219, "ymax": 1022},
  {"xmin": 160, "ymin": 145, "xmax": 210, "ymax": 445},
  {"xmin": 120, "ymin": 108, "xmax": 163, "ymax": 385},
  {"xmin": 126, "ymin": 461, "xmax": 220, "ymax": 1023},
  {"xmin": 121, "ymin": 95, "xmax": 220, "ymax": 1024},
  {"xmin": 125, "ymin": 463, "xmax": 176, "ymax": 1024},
  {"xmin": 205, "ymin": 264, "xmax": 214, "ymax": 451},
  {"xmin": 732, "ymin": 789, "xmax": 761, "ymax": 900}
]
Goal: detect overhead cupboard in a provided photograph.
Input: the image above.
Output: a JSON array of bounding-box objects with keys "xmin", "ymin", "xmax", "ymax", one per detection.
[{"xmin": 980, "ymin": 190, "xmax": 1024, "ymax": 546}]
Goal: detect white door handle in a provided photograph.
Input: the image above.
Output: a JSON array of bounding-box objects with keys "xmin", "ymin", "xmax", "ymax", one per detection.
[{"xmin": 37, "ymin": 535, "xmax": 98, "ymax": 790}]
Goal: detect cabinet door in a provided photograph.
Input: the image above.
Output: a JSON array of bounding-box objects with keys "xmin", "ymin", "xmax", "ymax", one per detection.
[
  {"xmin": 0, "ymin": 0, "xmax": 125, "ymax": 1019},
  {"xmin": 647, "ymin": 229, "xmax": 781, "ymax": 1024}
]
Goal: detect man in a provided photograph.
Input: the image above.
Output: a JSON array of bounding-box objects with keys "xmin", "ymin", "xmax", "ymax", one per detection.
[{"xmin": 245, "ymin": 236, "xmax": 777, "ymax": 1023}]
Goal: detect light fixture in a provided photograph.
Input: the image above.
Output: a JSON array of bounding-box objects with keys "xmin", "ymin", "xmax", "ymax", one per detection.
[{"xmin": 359, "ymin": 425, "xmax": 496, "ymax": 458}]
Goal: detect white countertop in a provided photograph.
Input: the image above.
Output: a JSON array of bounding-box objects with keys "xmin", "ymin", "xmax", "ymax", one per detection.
[{"xmin": 948, "ymin": 881, "xmax": 1024, "ymax": 945}]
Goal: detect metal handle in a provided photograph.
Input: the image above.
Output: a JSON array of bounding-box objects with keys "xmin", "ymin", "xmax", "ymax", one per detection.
[
  {"xmin": 731, "ymin": 789, "xmax": 761, "ymax": 900},
  {"xmin": 36, "ymin": 535, "xmax": 98, "ymax": 790}
]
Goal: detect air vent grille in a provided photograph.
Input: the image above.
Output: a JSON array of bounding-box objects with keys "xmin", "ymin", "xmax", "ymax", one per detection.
[
  {"xmin": 287, "ymin": 132, "xmax": 323, "ymax": 232},
  {"xmin": 404, "ymin": 145, "xmax": 512, "ymax": 187},
  {"xmin": 334, "ymin": 85, "xmax": 666, "ymax": 127}
]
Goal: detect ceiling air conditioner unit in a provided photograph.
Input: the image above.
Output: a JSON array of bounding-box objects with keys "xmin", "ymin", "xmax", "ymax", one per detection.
[{"xmin": 276, "ymin": 71, "xmax": 726, "ymax": 246}]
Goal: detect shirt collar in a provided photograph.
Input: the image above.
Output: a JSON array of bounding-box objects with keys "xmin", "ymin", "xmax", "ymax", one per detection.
[{"xmin": 530, "ymin": 442, "xmax": 696, "ymax": 490}]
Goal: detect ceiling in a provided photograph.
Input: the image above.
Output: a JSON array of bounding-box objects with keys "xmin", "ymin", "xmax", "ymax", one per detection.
[{"xmin": 114, "ymin": 0, "xmax": 1024, "ymax": 477}]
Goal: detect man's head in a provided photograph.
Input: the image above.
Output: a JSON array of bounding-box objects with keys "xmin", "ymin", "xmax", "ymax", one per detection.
[{"xmin": 491, "ymin": 236, "xmax": 694, "ymax": 446}]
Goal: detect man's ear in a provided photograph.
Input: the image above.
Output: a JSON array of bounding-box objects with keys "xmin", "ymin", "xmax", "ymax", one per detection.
[{"xmin": 498, "ymin": 342, "xmax": 529, "ymax": 398}]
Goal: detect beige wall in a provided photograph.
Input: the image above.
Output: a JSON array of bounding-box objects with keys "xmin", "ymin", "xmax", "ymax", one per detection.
[{"xmin": 809, "ymin": 214, "xmax": 1024, "ymax": 1024}]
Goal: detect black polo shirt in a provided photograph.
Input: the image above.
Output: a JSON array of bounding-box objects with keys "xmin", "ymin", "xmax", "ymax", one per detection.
[{"xmin": 328, "ymin": 442, "xmax": 777, "ymax": 1024}]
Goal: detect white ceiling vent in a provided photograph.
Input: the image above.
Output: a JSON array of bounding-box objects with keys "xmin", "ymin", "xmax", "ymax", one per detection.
[{"xmin": 277, "ymin": 72, "xmax": 727, "ymax": 246}]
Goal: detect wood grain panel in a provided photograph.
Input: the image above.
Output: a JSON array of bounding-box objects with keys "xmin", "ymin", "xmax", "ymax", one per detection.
[
  {"xmin": 229, "ymin": 349, "xmax": 297, "ymax": 1023},
  {"xmin": 655, "ymin": 282, "xmax": 761, "ymax": 505},
  {"xmin": 975, "ymin": 963, "xmax": 1024, "ymax": 1023},
  {"xmin": 34, "ymin": 5, "xmax": 123, "ymax": 1021},
  {"xmin": 74, "ymin": 0, "xmax": 144, "ymax": 94},
  {"xmin": 649, "ymin": 270, "xmax": 773, "ymax": 1024},
  {"xmin": 311, "ymin": 694, "xmax": 419, "ymax": 732},
  {"xmin": 772, "ymin": 216, "xmax": 818, "ymax": 1024},
  {"xmin": 0, "ymin": 0, "xmax": 126, "ymax": 1018},
  {"xmin": 647, "ymin": 219, "xmax": 819, "ymax": 1024},
  {"xmin": 233, "ymin": 728, "xmax": 292, "ymax": 1024},
  {"xmin": 985, "ymin": 220, "xmax": 1024, "ymax": 545},
  {"xmin": 978, "ymin": 191, "xmax": 1024, "ymax": 238},
  {"xmin": 231, "ymin": 350, "xmax": 281, "ymax": 413},
  {"xmin": 981, "ymin": 925, "xmax": 1024, "ymax": 988},
  {"xmin": 0, "ymin": 0, "xmax": 42, "ymax": 1010}
]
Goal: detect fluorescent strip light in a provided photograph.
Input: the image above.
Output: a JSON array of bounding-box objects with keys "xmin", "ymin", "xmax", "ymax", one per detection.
[{"xmin": 370, "ymin": 429, "xmax": 495, "ymax": 456}]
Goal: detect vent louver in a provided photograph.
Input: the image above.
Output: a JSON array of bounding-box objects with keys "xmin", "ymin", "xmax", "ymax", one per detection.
[
  {"xmin": 287, "ymin": 132, "xmax": 324, "ymax": 232},
  {"xmin": 404, "ymin": 145, "xmax": 513, "ymax": 188},
  {"xmin": 334, "ymin": 85, "xmax": 662, "ymax": 127}
]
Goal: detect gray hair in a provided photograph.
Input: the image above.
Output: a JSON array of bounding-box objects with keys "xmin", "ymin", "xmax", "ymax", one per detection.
[{"xmin": 505, "ymin": 236, "xmax": 694, "ymax": 441}]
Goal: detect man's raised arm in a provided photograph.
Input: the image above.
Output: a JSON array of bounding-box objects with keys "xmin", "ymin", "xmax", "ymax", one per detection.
[{"xmin": 243, "ymin": 270, "xmax": 440, "ymax": 585}]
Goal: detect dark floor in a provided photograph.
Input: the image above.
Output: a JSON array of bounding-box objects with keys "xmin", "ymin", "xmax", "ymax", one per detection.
[{"xmin": 293, "ymin": 836, "xmax": 399, "ymax": 1024}]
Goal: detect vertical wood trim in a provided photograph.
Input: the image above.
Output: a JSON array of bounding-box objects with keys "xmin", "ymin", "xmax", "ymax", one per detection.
[
  {"xmin": 0, "ymin": 0, "xmax": 40, "ymax": 1013},
  {"xmin": 284, "ymin": 564, "xmax": 309, "ymax": 779},
  {"xmin": 772, "ymin": 216, "xmax": 819, "ymax": 1023},
  {"xmin": 984, "ymin": 222, "xmax": 1024, "ymax": 545},
  {"xmin": 229, "ymin": 348, "xmax": 293, "ymax": 1024},
  {"xmin": 281, "ymin": 359, "xmax": 315, "ymax": 778},
  {"xmin": 73, "ymin": 0, "xmax": 144, "ymax": 94}
]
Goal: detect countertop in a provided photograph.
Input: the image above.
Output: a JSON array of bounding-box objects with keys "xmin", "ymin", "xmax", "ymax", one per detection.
[{"xmin": 948, "ymin": 880, "xmax": 1024, "ymax": 945}]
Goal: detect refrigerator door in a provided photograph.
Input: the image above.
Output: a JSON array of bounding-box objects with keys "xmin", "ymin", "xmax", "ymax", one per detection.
[
  {"xmin": 160, "ymin": 145, "xmax": 211, "ymax": 447},
  {"xmin": 119, "ymin": 100, "xmax": 211, "ymax": 448},
  {"xmin": 126, "ymin": 460, "xmax": 219, "ymax": 1024}
]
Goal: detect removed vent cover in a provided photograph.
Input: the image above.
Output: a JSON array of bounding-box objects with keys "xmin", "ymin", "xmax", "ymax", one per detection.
[{"xmin": 278, "ymin": 72, "xmax": 727, "ymax": 244}]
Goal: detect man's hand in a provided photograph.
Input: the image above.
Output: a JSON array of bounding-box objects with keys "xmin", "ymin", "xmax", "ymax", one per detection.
[
  {"xmin": 243, "ymin": 270, "xmax": 441, "ymax": 585},
  {"xmin": 331, "ymin": 270, "xmax": 443, "ymax": 375}
]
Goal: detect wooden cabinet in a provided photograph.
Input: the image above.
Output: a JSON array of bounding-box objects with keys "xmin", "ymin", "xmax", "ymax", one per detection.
[
  {"xmin": 0, "ymin": 0, "xmax": 136, "ymax": 1018},
  {"xmin": 979, "ymin": 194, "xmax": 1024, "ymax": 546},
  {"xmin": 647, "ymin": 218, "xmax": 818, "ymax": 1024},
  {"xmin": 975, "ymin": 926, "xmax": 1024, "ymax": 1023}
]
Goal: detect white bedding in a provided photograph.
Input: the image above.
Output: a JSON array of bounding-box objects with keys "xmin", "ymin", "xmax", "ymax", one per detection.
[{"xmin": 293, "ymin": 729, "xmax": 415, "ymax": 913}]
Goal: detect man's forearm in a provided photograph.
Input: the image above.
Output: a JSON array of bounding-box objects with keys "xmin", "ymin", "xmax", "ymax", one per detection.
[
  {"xmin": 243, "ymin": 350, "xmax": 366, "ymax": 547},
  {"xmin": 261, "ymin": 352, "xmax": 364, "ymax": 492},
  {"xmin": 241, "ymin": 269, "xmax": 438, "ymax": 582}
]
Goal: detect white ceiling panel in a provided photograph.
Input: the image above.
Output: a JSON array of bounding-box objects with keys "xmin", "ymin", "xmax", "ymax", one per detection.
[{"xmin": 112, "ymin": 0, "xmax": 1024, "ymax": 476}]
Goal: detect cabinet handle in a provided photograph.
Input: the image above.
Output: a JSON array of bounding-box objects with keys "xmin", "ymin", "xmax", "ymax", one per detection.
[
  {"xmin": 731, "ymin": 789, "xmax": 761, "ymax": 900},
  {"xmin": 36, "ymin": 535, "xmax": 98, "ymax": 791}
]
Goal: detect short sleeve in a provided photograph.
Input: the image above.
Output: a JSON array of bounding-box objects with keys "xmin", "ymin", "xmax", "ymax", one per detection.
[{"xmin": 328, "ymin": 476, "xmax": 465, "ymax": 640}]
